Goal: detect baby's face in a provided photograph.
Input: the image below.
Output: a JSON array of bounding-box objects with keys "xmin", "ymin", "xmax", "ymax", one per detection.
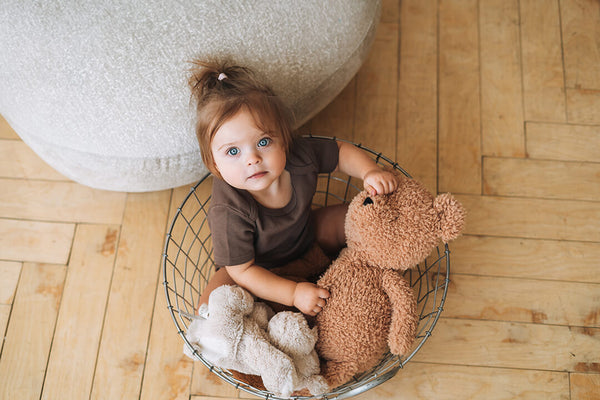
[{"xmin": 211, "ymin": 108, "xmax": 286, "ymax": 194}]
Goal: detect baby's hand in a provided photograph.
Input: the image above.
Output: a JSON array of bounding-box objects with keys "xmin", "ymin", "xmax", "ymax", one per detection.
[
  {"xmin": 293, "ymin": 282, "xmax": 329, "ymax": 316},
  {"xmin": 363, "ymin": 169, "xmax": 399, "ymax": 196}
]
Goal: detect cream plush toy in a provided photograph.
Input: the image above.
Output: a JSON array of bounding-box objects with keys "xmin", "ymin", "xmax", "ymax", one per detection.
[
  {"xmin": 184, "ymin": 285, "xmax": 327, "ymax": 397},
  {"xmin": 268, "ymin": 311, "xmax": 329, "ymax": 395}
]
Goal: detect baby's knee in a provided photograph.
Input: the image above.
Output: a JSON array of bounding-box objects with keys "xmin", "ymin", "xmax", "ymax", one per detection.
[
  {"xmin": 197, "ymin": 268, "xmax": 236, "ymax": 311},
  {"xmin": 313, "ymin": 204, "xmax": 348, "ymax": 254}
]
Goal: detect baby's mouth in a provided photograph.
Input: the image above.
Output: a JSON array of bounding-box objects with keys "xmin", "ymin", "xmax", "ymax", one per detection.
[{"xmin": 248, "ymin": 171, "xmax": 267, "ymax": 180}]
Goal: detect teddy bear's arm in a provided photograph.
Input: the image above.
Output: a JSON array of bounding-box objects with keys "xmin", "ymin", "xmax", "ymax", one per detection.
[{"xmin": 381, "ymin": 270, "xmax": 419, "ymax": 355}]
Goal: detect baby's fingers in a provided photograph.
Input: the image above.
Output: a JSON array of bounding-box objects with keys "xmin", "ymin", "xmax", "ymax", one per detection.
[
  {"xmin": 365, "ymin": 181, "xmax": 385, "ymax": 196},
  {"xmin": 317, "ymin": 287, "xmax": 330, "ymax": 300},
  {"xmin": 383, "ymin": 178, "xmax": 398, "ymax": 194},
  {"xmin": 364, "ymin": 183, "xmax": 377, "ymax": 196},
  {"xmin": 376, "ymin": 174, "xmax": 399, "ymax": 195}
]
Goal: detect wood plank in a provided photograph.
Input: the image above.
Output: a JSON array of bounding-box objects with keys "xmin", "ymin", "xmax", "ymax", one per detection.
[
  {"xmin": 0, "ymin": 115, "xmax": 19, "ymax": 139},
  {"xmin": 380, "ymin": 0, "xmax": 400, "ymax": 23},
  {"xmin": 0, "ymin": 178, "xmax": 126, "ymax": 224},
  {"xmin": 140, "ymin": 187, "xmax": 194, "ymax": 400},
  {"xmin": 396, "ymin": 0, "xmax": 438, "ymax": 193},
  {"xmin": 0, "ymin": 305, "xmax": 10, "ymax": 354},
  {"xmin": 567, "ymin": 88, "xmax": 600, "ymax": 124},
  {"xmin": 191, "ymin": 363, "xmax": 239, "ymax": 398},
  {"xmin": 483, "ymin": 157, "xmax": 600, "ymax": 201},
  {"xmin": 560, "ymin": 0, "xmax": 600, "ymax": 90},
  {"xmin": 140, "ymin": 282, "xmax": 194, "ymax": 400},
  {"xmin": 355, "ymin": 362, "xmax": 569, "ymax": 400},
  {"xmin": 571, "ymin": 373, "xmax": 600, "ymax": 400},
  {"xmin": 438, "ymin": 0, "xmax": 481, "ymax": 194},
  {"xmin": 308, "ymin": 78, "xmax": 356, "ymax": 141},
  {"xmin": 479, "ymin": 0, "xmax": 525, "ymax": 157},
  {"xmin": 354, "ymin": 22, "xmax": 399, "ymax": 154},
  {"xmin": 0, "ymin": 263, "xmax": 66, "ymax": 399},
  {"xmin": 0, "ymin": 261, "xmax": 21, "ymax": 304},
  {"xmin": 520, "ymin": 0, "xmax": 566, "ymax": 122},
  {"xmin": 526, "ymin": 122, "xmax": 600, "ymax": 162},
  {"xmin": 413, "ymin": 318, "xmax": 600, "ymax": 372},
  {"xmin": 0, "ymin": 140, "xmax": 67, "ymax": 180},
  {"xmin": 91, "ymin": 190, "xmax": 171, "ymax": 400},
  {"xmin": 456, "ymin": 194, "xmax": 600, "ymax": 242},
  {"xmin": 41, "ymin": 225, "xmax": 119, "ymax": 400},
  {"xmin": 450, "ymin": 235, "xmax": 600, "ymax": 283},
  {"xmin": 445, "ymin": 274, "xmax": 600, "ymax": 326},
  {"xmin": 0, "ymin": 219, "xmax": 74, "ymax": 264}
]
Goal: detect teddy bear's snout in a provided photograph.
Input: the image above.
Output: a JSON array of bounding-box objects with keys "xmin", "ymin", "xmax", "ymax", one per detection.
[{"xmin": 362, "ymin": 197, "xmax": 374, "ymax": 206}]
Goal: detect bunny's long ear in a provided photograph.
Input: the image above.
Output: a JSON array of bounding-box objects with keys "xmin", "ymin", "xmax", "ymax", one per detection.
[{"xmin": 433, "ymin": 193, "xmax": 466, "ymax": 243}]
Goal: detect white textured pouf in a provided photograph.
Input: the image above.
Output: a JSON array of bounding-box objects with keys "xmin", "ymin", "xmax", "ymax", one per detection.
[{"xmin": 0, "ymin": 1, "xmax": 381, "ymax": 192}]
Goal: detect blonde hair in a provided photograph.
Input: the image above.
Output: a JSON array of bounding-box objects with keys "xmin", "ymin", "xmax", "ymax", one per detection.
[{"xmin": 188, "ymin": 60, "xmax": 295, "ymax": 178}]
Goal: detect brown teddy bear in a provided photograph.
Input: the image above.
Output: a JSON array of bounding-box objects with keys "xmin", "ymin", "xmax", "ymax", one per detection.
[{"xmin": 315, "ymin": 172, "xmax": 466, "ymax": 388}]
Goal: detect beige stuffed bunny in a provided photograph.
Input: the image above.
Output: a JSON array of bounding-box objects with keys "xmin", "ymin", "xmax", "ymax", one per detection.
[{"xmin": 185, "ymin": 285, "xmax": 327, "ymax": 397}]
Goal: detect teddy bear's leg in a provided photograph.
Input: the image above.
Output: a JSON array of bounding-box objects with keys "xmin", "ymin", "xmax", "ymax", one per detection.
[
  {"xmin": 382, "ymin": 272, "xmax": 419, "ymax": 355},
  {"xmin": 322, "ymin": 359, "xmax": 359, "ymax": 388}
]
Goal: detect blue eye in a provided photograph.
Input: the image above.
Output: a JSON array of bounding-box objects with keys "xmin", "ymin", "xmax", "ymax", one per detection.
[
  {"xmin": 258, "ymin": 138, "xmax": 271, "ymax": 147},
  {"xmin": 226, "ymin": 147, "xmax": 239, "ymax": 156}
]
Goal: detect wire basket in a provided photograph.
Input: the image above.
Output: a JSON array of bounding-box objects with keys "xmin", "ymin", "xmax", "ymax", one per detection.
[{"xmin": 162, "ymin": 136, "xmax": 450, "ymax": 399}]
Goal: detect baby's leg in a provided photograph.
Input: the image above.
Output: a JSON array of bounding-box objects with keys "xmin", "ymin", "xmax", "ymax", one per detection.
[
  {"xmin": 311, "ymin": 203, "xmax": 348, "ymax": 257},
  {"xmin": 269, "ymin": 243, "xmax": 331, "ymax": 282},
  {"xmin": 197, "ymin": 267, "xmax": 236, "ymax": 312}
]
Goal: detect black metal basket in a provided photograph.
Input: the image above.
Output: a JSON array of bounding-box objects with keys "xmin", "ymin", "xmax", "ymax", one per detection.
[{"xmin": 163, "ymin": 136, "xmax": 450, "ymax": 399}]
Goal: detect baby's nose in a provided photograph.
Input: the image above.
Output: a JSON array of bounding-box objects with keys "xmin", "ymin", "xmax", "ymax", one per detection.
[{"xmin": 246, "ymin": 151, "xmax": 261, "ymax": 165}]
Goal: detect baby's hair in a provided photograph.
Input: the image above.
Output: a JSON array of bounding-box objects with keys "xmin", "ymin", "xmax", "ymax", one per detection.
[{"xmin": 188, "ymin": 60, "xmax": 295, "ymax": 178}]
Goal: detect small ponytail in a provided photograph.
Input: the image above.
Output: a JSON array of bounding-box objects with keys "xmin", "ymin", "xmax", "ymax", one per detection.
[{"xmin": 188, "ymin": 60, "xmax": 270, "ymax": 103}]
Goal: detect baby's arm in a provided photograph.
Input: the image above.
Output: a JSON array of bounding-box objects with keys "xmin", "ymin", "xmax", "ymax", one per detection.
[
  {"xmin": 336, "ymin": 141, "xmax": 398, "ymax": 196},
  {"xmin": 226, "ymin": 260, "xmax": 329, "ymax": 316}
]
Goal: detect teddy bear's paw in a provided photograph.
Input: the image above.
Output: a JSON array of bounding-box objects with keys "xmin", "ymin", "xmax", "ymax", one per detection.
[
  {"xmin": 322, "ymin": 360, "xmax": 358, "ymax": 389},
  {"xmin": 389, "ymin": 336, "xmax": 415, "ymax": 356}
]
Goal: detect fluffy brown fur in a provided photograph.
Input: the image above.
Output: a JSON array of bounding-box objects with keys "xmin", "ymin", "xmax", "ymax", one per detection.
[{"xmin": 315, "ymin": 173, "xmax": 466, "ymax": 388}]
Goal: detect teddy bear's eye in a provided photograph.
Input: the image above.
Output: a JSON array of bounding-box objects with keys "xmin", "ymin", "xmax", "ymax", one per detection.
[{"xmin": 362, "ymin": 197, "xmax": 374, "ymax": 206}]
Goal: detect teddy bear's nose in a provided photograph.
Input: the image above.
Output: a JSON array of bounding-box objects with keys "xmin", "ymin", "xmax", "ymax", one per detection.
[{"xmin": 362, "ymin": 197, "xmax": 374, "ymax": 206}]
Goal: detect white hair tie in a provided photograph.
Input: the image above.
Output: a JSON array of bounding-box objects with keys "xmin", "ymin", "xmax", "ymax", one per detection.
[{"xmin": 217, "ymin": 72, "xmax": 227, "ymax": 81}]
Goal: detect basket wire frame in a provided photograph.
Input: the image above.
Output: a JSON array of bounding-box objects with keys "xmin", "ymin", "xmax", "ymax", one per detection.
[{"xmin": 163, "ymin": 136, "xmax": 450, "ymax": 399}]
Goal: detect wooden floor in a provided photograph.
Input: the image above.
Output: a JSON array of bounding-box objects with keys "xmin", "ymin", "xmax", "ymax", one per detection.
[{"xmin": 1, "ymin": 0, "xmax": 599, "ymax": 399}]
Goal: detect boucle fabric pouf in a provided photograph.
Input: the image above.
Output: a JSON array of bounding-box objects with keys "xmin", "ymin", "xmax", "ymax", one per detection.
[{"xmin": 0, "ymin": 1, "xmax": 381, "ymax": 192}]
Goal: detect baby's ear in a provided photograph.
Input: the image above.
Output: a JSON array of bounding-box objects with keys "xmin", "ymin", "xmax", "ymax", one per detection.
[{"xmin": 433, "ymin": 193, "xmax": 466, "ymax": 243}]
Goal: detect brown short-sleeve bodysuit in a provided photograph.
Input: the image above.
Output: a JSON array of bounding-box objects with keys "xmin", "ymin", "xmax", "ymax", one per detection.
[{"xmin": 207, "ymin": 137, "xmax": 339, "ymax": 269}]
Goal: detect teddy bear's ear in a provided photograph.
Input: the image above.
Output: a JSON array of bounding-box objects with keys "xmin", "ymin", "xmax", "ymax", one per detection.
[{"xmin": 433, "ymin": 193, "xmax": 466, "ymax": 243}]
